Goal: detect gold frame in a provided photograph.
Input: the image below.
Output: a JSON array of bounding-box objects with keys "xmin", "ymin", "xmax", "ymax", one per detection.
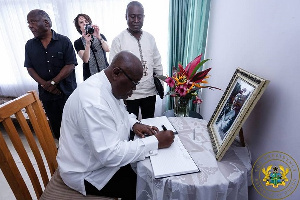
[{"xmin": 207, "ymin": 68, "xmax": 269, "ymax": 161}]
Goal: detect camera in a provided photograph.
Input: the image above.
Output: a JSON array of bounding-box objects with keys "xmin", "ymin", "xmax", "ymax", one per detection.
[{"xmin": 84, "ymin": 24, "xmax": 94, "ymax": 35}]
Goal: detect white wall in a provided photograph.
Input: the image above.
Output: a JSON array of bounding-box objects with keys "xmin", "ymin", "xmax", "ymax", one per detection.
[{"xmin": 202, "ymin": 1, "xmax": 300, "ymax": 199}]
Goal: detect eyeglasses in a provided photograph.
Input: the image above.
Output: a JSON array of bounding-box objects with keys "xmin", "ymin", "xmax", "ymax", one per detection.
[{"xmin": 118, "ymin": 67, "xmax": 140, "ymax": 86}]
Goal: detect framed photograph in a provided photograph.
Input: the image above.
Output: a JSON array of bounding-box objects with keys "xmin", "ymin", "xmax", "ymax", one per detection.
[{"xmin": 207, "ymin": 68, "xmax": 269, "ymax": 161}]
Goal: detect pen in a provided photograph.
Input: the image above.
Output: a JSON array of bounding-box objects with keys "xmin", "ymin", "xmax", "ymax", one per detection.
[
  {"xmin": 162, "ymin": 124, "xmax": 178, "ymax": 134},
  {"xmin": 193, "ymin": 128, "xmax": 195, "ymax": 140}
]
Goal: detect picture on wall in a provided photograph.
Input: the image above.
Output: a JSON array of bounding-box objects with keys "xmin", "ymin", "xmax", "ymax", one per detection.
[{"xmin": 207, "ymin": 68, "xmax": 269, "ymax": 161}]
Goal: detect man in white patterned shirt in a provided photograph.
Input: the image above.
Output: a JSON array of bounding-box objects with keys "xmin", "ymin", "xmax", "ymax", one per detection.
[{"xmin": 110, "ymin": 1, "xmax": 163, "ymax": 134}]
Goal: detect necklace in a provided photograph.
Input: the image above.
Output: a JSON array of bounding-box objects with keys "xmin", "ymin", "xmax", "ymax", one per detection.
[{"xmin": 127, "ymin": 29, "xmax": 148, "ymax": 76}]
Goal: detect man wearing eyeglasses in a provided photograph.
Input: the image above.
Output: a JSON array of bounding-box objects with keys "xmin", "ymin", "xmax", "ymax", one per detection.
[
  {"xmin": 110, "ymin": 1, "xmax": 163, "ymax": 131},
  {"xmin": 57, "ymin": 51, "xmax": 174, "ymax": 199}
]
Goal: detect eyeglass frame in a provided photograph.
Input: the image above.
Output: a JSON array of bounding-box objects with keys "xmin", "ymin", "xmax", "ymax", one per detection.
[{"xmin": 118, "ymin": 67, "xmax": 140, "ymax": 86}]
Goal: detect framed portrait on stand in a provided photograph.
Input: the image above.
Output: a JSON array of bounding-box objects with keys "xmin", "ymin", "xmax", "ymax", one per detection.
[{"xmin": 207, "ymin": 68, "xmax": 269, "ymax": 161}]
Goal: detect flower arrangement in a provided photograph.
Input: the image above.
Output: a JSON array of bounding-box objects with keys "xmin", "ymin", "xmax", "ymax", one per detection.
[{"xmin": 157, "ymin": 54, "xmax": 220, "ymax": 116}]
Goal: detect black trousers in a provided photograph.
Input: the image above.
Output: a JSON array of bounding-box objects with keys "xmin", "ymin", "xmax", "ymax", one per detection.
[
  {"xmin": 126, "ymin": 95, "xmax": 156, "ymax": 119},
  {"xmin": 126, "ymin": 95, "xmax": 156, "ymax": 139},
  {"xmin": 84, "ymin": 164, "xmax": 137, "ymax": 200},
  {"xmin": 42, "ymin": 97, "xmax": 67, "ymax": 139}
]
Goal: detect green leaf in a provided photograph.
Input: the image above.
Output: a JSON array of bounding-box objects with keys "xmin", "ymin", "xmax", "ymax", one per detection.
[
  {"xmin": 166, "ymin": 91, "xmax": 178, "ymax": 96},
  {"xmin": 189, "ymin": 59, "xmax": 210, "ymax": 79},
  {"xmin": 156, "ymin": 75, "xmax": 168, "ymax": 81}
]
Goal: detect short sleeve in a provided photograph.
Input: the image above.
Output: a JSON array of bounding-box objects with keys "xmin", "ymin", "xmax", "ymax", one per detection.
[{"xmin": 74, "ymin": 38, "xmax": 84, "ymax": 53}]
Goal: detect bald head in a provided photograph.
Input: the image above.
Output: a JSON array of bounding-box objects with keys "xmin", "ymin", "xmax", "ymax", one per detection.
[
  {"xmin": 105, "ymin": 51, "xmax": 143, "ymax": 99},
  {"xmin": 110, "ymin": 51, "xmax": 142, "ymax": 72}
]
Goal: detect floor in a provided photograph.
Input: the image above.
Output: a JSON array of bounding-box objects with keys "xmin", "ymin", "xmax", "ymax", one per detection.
[{"xmin": 0, "ymin": 123, "xmax": 57, "ymax": 200}]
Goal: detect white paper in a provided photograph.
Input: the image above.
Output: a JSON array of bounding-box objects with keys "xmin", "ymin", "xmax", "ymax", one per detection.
[
  {"xmin": 141, "ymin": 116, "xmax": 199, "ymax": 178},
  {"xmin": 140, "ymin": 116, "xmax": 176, "ymax": 132}
]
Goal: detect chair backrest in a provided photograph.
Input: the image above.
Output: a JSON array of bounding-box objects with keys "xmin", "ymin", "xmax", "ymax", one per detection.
[{"xmin": 0, "ymin": 91, "xmax": 58, "ymax": 200}]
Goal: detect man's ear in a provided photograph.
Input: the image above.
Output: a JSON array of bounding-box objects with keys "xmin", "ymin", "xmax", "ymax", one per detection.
[
  {"xmin": 44, "ymin": 20, "xmax": 50, "ymax": 27},
  {"xmin": 112, "ymin": 67, "xmax": 121, "ymax": 80},
  {"xmin": 113, "ymin": 67, "xmax": 121, "ymax": 75}
]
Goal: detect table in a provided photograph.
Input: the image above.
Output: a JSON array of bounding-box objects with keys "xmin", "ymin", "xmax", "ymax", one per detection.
[
  {"xmin": 135, "ymin": 117, "xmax": 252, "ymax": 200},
  {"xmin": 163, "ymin": 109, "xmax": 203, "ymax": 119}
]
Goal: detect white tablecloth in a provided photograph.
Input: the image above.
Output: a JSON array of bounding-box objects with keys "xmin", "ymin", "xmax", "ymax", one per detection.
[{"xmin": 135, "ymin": 117, "xmax": 252, "ymax": 200}]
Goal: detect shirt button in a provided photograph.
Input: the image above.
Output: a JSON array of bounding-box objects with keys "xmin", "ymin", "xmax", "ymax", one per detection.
[
  {"xmin": 45, "ymin": 52, "xmax": 47, "ymax": 53},
  {"xmin": 49, "ymin": 70, "xmax": 51, "ymax": 72},
  {"xmin": 47, "ymin": 60, "xmax": 49, "ymax": 62},
  {"xmin": 149, "ymin": 150, "xmax": 153, "ymax": 155}
]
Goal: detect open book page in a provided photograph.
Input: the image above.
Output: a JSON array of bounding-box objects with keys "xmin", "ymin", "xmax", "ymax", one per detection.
[
  {"xmin": 140, "ymin": 116, "xmax": 176, "ymax": 132},
  {"xmin": 141, "ymin": 116, "xmax": 199, "ymax": 178}
]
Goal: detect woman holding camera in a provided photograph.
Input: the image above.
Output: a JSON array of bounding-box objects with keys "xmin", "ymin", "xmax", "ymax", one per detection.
[{"xmin": 74, "ymin": 14, "xmax": 110, "ymax": 80}]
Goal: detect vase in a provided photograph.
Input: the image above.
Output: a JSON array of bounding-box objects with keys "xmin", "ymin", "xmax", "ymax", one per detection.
[{"xmin": 173, "ymin": 96, "xmax": 190, "ymax": 117}]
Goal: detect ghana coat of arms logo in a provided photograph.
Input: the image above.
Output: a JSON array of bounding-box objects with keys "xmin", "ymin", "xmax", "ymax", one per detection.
[
  {"xmin": 251, "ymin": 151, "xmax": 300, "ymax": 199},
  {"xmin": 262, "ymin": 165, "xmax": 289, "ymax": 188}
]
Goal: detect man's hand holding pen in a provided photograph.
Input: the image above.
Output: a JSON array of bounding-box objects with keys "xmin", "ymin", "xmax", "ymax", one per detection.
[
  {"xmin": 133, "ymin": 122, "xmax": 174, "ymax": 149},
  {"xmin": 155, "ymin": 125, "xmax": 174, "ymax": 149},
  {"xmin": 133, "ymin": 122, "xmax": 158, "ymax": 138}
]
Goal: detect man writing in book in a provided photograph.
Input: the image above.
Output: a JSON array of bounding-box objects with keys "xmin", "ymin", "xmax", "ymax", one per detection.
[{"xmin": 57, "ymin": 51, "xmax": 174, "ymax": 200}]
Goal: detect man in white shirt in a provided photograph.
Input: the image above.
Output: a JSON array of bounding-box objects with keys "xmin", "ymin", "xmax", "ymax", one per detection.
[
  {"xmin": 57, "ymin": 51, "xmax": 174, "ymax": 199},
  {"xmin": 110, "ymin": 1, "xmax": 163, "ymax": 133}
]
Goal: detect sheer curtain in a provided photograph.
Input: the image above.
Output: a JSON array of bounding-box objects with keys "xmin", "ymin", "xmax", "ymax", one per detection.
[
  {"xmin": 0, "ymin": 0, "xmax": 169, "ymax": 111},
  {"xmin": 168, "ymin": 0, "xmax": 211, "ymax": 110}
]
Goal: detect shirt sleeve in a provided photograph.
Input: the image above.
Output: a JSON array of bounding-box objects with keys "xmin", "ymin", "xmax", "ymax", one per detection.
[
  {"xmin": 100, "ymin": 34, "xmax": 107, "ymax": 42},
  {"xmin": 109, "ymin": 37, "xmax": 121, "ymax": 64},
  {"xmin": 64, "ymin": 36, "xmax": 78, "ymax": 66},
  {"xmin": 24, "ymin": 42, "xmax": 33, "ymax": 68},
  {"xmin": 74, "ymin": 38, "xmax": 84, "ymax": 53},
  {"xmin": 151, "ymin": 37, "xmax": 163, "ymax": 76},
  {"xmin": 79, "ymin": 104, "xmax": 158, "ymax": 167}
]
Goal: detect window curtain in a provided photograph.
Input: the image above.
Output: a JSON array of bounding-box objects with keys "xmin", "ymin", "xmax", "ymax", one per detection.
[
  {"xmin": 168, "ymin": 0, "xmax": 211, "ymax": 111},
  {"xmin": 0, "ymin": 0, "xmax": 169, "ymax": 112}
]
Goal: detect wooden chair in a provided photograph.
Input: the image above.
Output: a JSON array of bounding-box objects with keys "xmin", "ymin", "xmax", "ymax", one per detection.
[{"xmin": 0, "ymin": 91, "xmax": 115, "ymax": 200}]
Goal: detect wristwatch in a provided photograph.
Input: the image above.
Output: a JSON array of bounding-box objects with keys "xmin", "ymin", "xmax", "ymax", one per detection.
[{"xmin": 50, "ymin": 80, "xmax": 56, "ymax": 85}]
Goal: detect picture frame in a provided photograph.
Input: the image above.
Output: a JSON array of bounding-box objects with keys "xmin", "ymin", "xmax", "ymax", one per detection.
[{"xmin": 207, "ymin": 68, "xmax": 269, "ymax": 161}]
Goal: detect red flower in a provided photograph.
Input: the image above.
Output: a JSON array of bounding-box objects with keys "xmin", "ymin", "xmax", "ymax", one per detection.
[
  {"xmin": 156, "ymin": 53, "xmax": 220, "ymax": 100},
  {"xmin": 176, "ymin": 84, "xmax": 188, "ymax": 96},
  {"xmin": 193, "ymin": 96, "xmax": 203, "ymax": 104},
  {"xmin": 165, "ymin": 77, "xmax": 175, "ymax": 88}
]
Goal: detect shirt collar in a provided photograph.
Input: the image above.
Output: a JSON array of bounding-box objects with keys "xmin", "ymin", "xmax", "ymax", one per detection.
[
  {"xmin": 101, "ymin": 71, "xmax": 123, "ymax": 104},
  {"xmin": 51, "ymin": 29, "xmax": 59, "ymax": 41},
  {"xmin": 33, "ymin": 29, "xmax": 58, "ymax": 41}
]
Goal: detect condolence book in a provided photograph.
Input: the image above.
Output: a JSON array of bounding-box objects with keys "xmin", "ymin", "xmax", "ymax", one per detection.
[{"xmin": 141, "ymin": 116, "xmax": 199, "ymax": 178}]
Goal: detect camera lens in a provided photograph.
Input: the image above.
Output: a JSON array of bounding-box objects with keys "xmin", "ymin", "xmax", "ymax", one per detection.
[
  {"xmin": 85, "ymin": 24, "xmax": 94, "ymax": 35},
  {"xmin": 87, "ymin": 27, "xmax": 94, "ymax": 34}
]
